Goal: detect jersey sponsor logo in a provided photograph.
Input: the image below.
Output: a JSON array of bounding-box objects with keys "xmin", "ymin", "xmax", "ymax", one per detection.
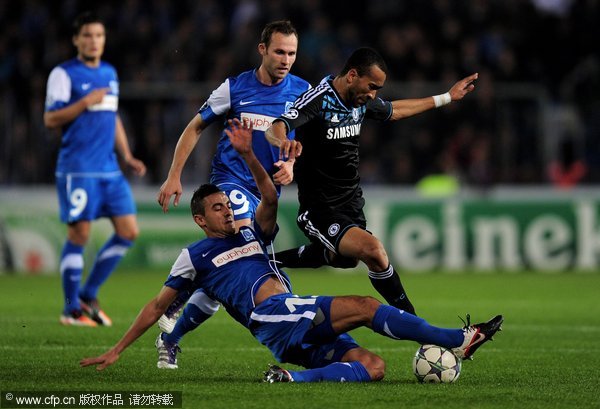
[
  {"xmin": 282, "ymin": 108, "xmax": 299, "ymax": 120},
  {"xmin": 326, "ymin": 123, "xmax": 362, "ymax": 140},
  {"xmin": 241, "ymin": 113, "xmax": 276, "ymax": 132},
  {"xmin": 328, "ymin": 223, "xmax": 340, "ymax": 236},
  {"xmin": 331, "ymin": 114, "xmax": 340, "ymax": 123},
  {"xmin": 239, "ymin": 99, "xmax": 255, "ymax": 106},
  {"xmin": 212, "ymin": 242, "xmax": 262, "ymax": 266},
  {"xmin": 87, "ymin": 94, "xmax": 118, "ymax": 112}
]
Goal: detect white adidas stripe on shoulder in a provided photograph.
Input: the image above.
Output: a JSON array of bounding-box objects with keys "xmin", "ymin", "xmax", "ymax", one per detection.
[{"xmin": 293, "ymin": 82, "xmax": 330, "ymax": 109}]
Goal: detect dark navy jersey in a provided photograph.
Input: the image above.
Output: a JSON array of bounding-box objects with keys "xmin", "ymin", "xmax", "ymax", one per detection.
[
  {"xmin": 199, "ymin": 69, "xmax": 310, "ymax": 199},
  {"xmin": 275, "ymin": 76, "xmax": 392, "ymax": 208},
  {"xmin": 164, "ymin": 224, "xmax": 291, "ymax": 328},
  {"xmin": 45, "ymin": 58, "xmax": 120, "ymax": 176}
]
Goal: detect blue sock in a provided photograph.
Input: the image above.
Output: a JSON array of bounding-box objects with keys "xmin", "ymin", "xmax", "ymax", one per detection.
[
  {"xmin": 80, "ymin": 234, "xmax": 132, "ymax": 301},
  {"xmin": 290, "ymin": 361, "xmax": 371, "ymax": 382},
  {"xmin": 371, "ymin": 305, "xmax": 464, "ymax": 348},
  {"xmin": 60, "ymin": 241, "xmax": 84, "ymax": 314},
  {"xmin": 164, "ymin": 290, "xmax": 219, "ymax": 344}
]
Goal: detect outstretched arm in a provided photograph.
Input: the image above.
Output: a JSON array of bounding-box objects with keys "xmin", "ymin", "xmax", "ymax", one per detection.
[
  {"xmin": 80, "ymin": 286, "xmax": 178, "ymax": 371},
  {"xmin": 226, "ymin": 118, "xmax": 278, "ymax": 235},
  {"xmin": 389, "ymin": 73, "xmax": 478, "ymax": 121},
  {"xmin": 157, "ymin": 114, "xmax": 210, "ymax": 212}
]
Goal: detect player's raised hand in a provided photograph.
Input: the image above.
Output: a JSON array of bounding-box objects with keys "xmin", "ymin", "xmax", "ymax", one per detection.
[
  {"xmin": 83, "ymin": 87, "xmax": 110, "ymax": 107},
  {"xmin": 80, "ymin": 350, "xmax": 120, "ymax": 371},
  {"xmin": 225, "ymin": 118, "xmax": 253, "ymax": 155},
  {"xmin": 157, "ymin": 177, "xmax": 183, "ymax": 213},
  {"xmin": 273, "ymin": 159, "xmax": 294, "ymax": 185},
  {"xmin": 449, "ymin": 73, "xmax": 478, "ymax": 101}
]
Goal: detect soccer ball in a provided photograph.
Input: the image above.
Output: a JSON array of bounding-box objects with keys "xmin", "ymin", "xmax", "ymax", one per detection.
[{"xmin": 412, "ymin": 344, "xmax": 462, "ymax": 383}]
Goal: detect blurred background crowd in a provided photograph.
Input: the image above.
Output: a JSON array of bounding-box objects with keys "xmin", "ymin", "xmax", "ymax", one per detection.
[{"xmin": 1, "ymin": 0, "xmax": 599, "ymax": 188}]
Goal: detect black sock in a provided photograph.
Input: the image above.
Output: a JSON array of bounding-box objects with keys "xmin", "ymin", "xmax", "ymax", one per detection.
[
  {"xmin": 368, "ymin": 265, "xmax": 416, "ymax": 315},
  {"xmin": 275, "ymin": 243, "xmax": 328, "ymax": 268}
]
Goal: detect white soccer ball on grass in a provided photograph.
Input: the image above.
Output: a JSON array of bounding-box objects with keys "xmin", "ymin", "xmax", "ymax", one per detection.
[{"xmin": 412, "ymin": 344, "xmax": 462, "ymax": 383}]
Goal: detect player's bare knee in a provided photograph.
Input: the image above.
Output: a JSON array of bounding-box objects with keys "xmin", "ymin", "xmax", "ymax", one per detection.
[
  {"xmin": 359, "ymin": 241, "xmax": 388, "ymax": 270},
  {"xmin": 117, "ymin": 226, "xmax": 139, "ymax": 241},
  {"xmin": 67, "ymin": 229, "xmax": 89, "ymax": 246},
  {"xmin": 355, "ymin": 296, "xmax": 381, "ymax": 320}
]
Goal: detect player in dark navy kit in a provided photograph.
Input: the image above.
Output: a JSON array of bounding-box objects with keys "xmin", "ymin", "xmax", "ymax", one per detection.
[
  {"xmin": 44, "ymin": 12, "xmax": 146, "ymax": 327},
  {"xmin": 266, "ymin": 47, "xmax": 478, "ymax": 316},
  {"xmin": 80, "ymin": 118, "xmax": 503, "ymax": 382},
  {"xmin": 154, "ymin": 21, "xmax": 310, "ymax": 368}
]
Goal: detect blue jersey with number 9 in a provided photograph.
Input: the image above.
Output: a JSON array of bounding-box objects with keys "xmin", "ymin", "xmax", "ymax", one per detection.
[{"xmin": 199, "ymin": 69, "xmax": 310, "ymax": 220}]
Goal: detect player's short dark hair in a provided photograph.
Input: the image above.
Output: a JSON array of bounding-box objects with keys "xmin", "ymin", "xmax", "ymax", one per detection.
[
  {"xmin": 191, "ymin": 184, "xmax": 223, "ymax": 215},
  {"xmin": 260, "ymin": 20, "xmax": 298, "ymax": 48},
  {"xmin": 339, "ymin": 47, "xmax": 388, "ymax": 77},
  {"xmin": 72, "ymin": 11, "xmax": 104, "ymax": 35}
]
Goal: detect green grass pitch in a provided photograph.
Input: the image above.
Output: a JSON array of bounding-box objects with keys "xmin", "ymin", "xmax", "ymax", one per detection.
[{"xmin": 1, "ymin": 269, "xmax": 599, "ymax": 409}]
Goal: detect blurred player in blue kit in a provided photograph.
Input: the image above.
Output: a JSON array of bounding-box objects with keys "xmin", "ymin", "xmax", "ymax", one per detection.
[
  {"xmin": 154, "ymin": 20, "xmax": 310, "ymax": 368},
  {"xmin": 81, "ymin": 118, "xmax": 503, "ymax": 382},
  {"xmin": 44, "ymin": 12, "xmax": 146, "ymax": 327}
]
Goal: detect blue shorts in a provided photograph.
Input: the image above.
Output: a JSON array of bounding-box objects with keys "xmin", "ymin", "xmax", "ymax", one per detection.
[
  {"xmin": 249, "ymin": 294, "xmax": 360, "ymax": 369},
  {"xmin": 56, "ymin": 173, "xmax": 136, "ymax": 223}
]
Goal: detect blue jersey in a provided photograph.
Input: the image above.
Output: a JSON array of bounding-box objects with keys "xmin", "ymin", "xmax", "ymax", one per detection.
[
  {"xmin": 45, "ymin": 58, "xmax": 120, "ymax": 175},
  {"xmin": 199, "ymin": 69, "xmax": 310, "ymax": 199},
  {"xmin": 165, "ymin": 224, "xmax": 291, "ymax": 328}
]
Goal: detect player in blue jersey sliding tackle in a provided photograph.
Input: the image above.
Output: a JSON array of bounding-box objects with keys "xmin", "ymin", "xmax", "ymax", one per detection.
[
  {"xmin": 154, "ymin": 20, "xmax": 310, "ymax": 368},
  {"xmin": 81, "ymin": 118, "xmax": 503, "ymax": 383},
  {"xmin": 44, "ymin": 12, "xmax": 146, "ymax": 327}
]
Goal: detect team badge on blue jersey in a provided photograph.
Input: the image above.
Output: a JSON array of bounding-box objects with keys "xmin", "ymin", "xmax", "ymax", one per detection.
[
  {"xmin": 352, "ymin": 108, "xmax": 359, "ymax": 122},
  {"xmin": 284, "ymin": 101, "xmax": 294, "ymax": 113},
  {"xmin": 241, "ymin": 229, "xmax": 255, "ymax": 242}
]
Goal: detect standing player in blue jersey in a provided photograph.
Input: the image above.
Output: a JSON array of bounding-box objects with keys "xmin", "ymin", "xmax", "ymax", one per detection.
[
  {"xmin": 267, "ymin": 48, "xmax": 478, "ymax": 316},
  {"xmin": 81, "ymin": 118, "xmax": 503, "ymax": 382},
  {"xmin": 44, "ymin": 12, "xmax": 146, "ymax": 327},
  {"xmin": 154, "ymin": 20, "xmax": 310, "ymax": 368}
]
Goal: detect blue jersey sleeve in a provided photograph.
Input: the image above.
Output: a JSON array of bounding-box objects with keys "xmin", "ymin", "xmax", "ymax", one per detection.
[
  {"xmin": 251, "ymin": 220, "xmax": 279, "ymax": 243},
  {"xmin": 164, "ymin": 274, "xmax": 193, "ymax": 292}
]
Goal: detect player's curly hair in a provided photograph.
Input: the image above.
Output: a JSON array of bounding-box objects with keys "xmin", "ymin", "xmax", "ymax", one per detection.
[
  {"xmin": 191, "ymin": 184, "xmax": 223, "ymax": 216},
  {"xmin": 72, "ymin": 11, "xmax": 104, "ymax": 35},
  {"xmin": 339, "ymin": 47, "xmax": 388, "ymax": 77},
  {"xmin": 260, "ymin": 20, "xmax": 298, "ymax": 48}
]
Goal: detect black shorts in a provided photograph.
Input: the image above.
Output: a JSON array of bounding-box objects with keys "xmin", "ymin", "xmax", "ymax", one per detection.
[{"xmin": 297, "ymin": 197, "xmax": 366, "ymax": 254}]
